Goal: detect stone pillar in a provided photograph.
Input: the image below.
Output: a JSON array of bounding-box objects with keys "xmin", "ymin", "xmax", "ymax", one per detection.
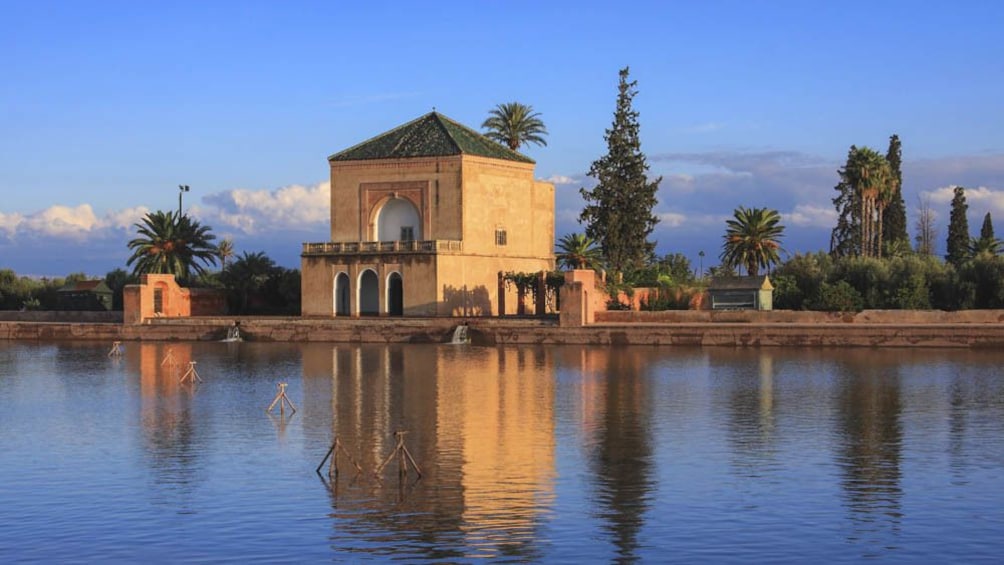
[
  {"xmin": 535, "ymin": 270, "xmax": 547, "ymax": 316},
  {"xmin": 559, "ymin": 269, "xmax": 596, "ymax": 327},
  {"xmin": 497, "ymin": 271, "xmax": 506, "ymax": 317}
]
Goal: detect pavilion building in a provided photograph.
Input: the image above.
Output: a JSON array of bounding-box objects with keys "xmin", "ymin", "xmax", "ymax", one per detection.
[{"xmin": 300, "ymin": 112, "xmax": 555, "ymax": 317}]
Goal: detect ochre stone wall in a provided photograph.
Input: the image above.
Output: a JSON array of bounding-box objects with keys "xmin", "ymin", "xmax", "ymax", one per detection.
[
  {"xmin": 122, "ymin": 274, "xmax": 226, "ymax": 324},
  {"xmin": 303, "ymin": 153, "xmax": 554, "ymax": 317}
]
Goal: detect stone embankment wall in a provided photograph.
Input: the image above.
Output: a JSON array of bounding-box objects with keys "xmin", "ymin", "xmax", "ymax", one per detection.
[
  {"xmin": 0, "ymin": 311, "xmax": 123, "ymax": 323},
  {"xmin": 2, "ymin": 312, "xmax": 1004, "ymax": 348},
  {"xmin": 597, "ymin": 309, "xmax": 1004, "ymax": 324}
]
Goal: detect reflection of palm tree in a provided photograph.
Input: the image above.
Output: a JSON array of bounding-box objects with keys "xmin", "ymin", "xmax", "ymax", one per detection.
[
  {"xmin": 720, "ymin": 206, "xmax": 785, "ymax": 276},
  {"xmin": 126, "ymin": 210, "xmax": 218, "ymax": 281},
  {"xmin": 556, "ymin": 233, "xmax": 604, "ymax": 270},
  {"xmin": 836, "ymin": 361, "xmax": 903, "ymax": 532},
  {"xmin": 481, "ymin": 102, "xmax": 548, "ymax": 151}
]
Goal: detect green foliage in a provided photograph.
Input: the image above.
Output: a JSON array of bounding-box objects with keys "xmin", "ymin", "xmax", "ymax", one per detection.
[
  {"xmin": 555, "ymin": 233, "xmax": 603, "ymax": 270},
  {"xmin": 886, "ymin": 255, "xmax": 931, "ymax": 310},
  {"xmin": 720, "ymin": 206, "xmax": 785, "ymax": 276},
  {"xmin": 814, "ymin": 281, "xmax": 864, "ymax": 312},
  {"xmin": 831, "ymin": 145, "xmax": 896, "ymax": 258},
  {"xmin": 126, "ymin": 210, "xmax": 218, "ymax": 282},
  {"xmin": 970, "ymin": 212, "xmax": 1002, "ymax": 257},
  {"xmin": 833, "ymin": 256, "xmax": 890, "ymax": 308},
  {"xmin": 579, "ymin": 67, "xmax": 662, "ymax": 276},
  {"xmin": 771, "ymin": 252, "xmax": 832, "ymax": 310},
  {"xmin": 481, "ymin": 102, "xmax": 548, "ymax": 151},
  {"xmin": 103, "ymin": 268, "xmax": 136, "ymax": 311},
  {"xmin": 640, "ymin": 282, "xmax": 701, "ymax": 311},
  {"xmin": 220, "ymin": 251, "xmax": 299, "ymax": 315},
  {"xmin": 882, "ymin": 134, "xmax": 909, "ymax": 247},
  {"xmin": 959, "ymin": 254, "xmax": 1004, "ymax": 309},
  {"xmin": 945, "ymin": 186, "xmax": 971, "ymax": 267}
]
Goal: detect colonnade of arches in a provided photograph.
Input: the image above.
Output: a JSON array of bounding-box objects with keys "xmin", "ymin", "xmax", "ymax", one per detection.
[{"xmin": 333, "ymin": 270, "xmax": 404, "ymax": 316}]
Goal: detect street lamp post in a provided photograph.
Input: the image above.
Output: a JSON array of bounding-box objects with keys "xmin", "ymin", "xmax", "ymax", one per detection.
[
  {"xmin": 699, "ymin": 250, "xmax": 705, "ymax": 278},
  {"xmin": 178, "ymin": 185, "xmax": 190, "ymax": 217}
]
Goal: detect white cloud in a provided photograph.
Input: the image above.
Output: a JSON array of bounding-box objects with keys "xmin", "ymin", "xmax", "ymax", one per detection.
[
  {"xmin": 922, "ymin": 185, "xmax": 1004, "ymax": 220},
  {"xmin": 0, "ymin": 212, "xmax": 24, "ymax": 236},
  {"xmin": 202, "ymin": 181, "xmax": 330, "ymax": 234},
  {"xmin": 542, "ymin": 174, "xmax": 577, "ymax": 185},
  {"xmin": 784, "ymin": 204, "xmax": 837, "ymax": 227},
  {"xmin": 658, "ymin": 212, "xmax": 687, "ymax": 228}
]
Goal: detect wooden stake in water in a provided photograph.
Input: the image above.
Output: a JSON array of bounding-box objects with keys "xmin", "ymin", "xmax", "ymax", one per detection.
[
  {"xmin": 375, "ymin": 430, "xmax": 423, "ymax": 479},
  {"xmin": 107, "ymin": 341, "xmax": 123, "ymax": 357},
  {"xmin": 160, "ymin": 346, "xmax": 176, "ymax": 368},
  {"xmin": 179, "ymin": 361, "xmax": 202, "ymax": 384},
  {"xmin": 266, "ymin": 382, "xmax": 297, "ymax": 415},
  {"xmin": 316, "ymin": 436, "xmax": 363, "ymax": 479}
]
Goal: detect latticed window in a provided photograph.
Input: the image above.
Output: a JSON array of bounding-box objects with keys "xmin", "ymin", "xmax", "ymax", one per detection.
[{"xmin": 495, "ymin": 228, "xmax": 507, "ymax": 246}]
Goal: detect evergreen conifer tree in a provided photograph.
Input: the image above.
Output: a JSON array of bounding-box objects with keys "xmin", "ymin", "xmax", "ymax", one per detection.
[
  {"xmin": 882, "ymin": 134, "xmax": 909, "ymax": 247},
  {"xmin": 945, "ymin": 185, "xmax": 971, "ymax": 266},
  {"xmin": 980, "ymin": 212, "xmax": 995, "ymax": 241},
  {"xmin": 830, "ymin": 146, "xmax": 860, "ymax": 258},
  {"xmin": 579, "ymin": 67, "xmax": 662, "ymax": 275}
]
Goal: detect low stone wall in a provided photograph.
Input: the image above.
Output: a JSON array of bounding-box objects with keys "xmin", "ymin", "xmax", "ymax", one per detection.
[
  {"xmin": 3, "ymin": 314, "xmax": 1004, "ymax": 348},
  {"xmin": 0, "ymin": 311, "xmax": 123, "ymax": 323},
  {"xmin": 597, "ymin": 309, "xmax": 1004, "ymax": 324}
]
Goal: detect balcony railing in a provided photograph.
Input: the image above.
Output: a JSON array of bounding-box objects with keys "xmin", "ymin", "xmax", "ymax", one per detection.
[{"xmin": 301, "ymin": 240, "xmax": 463, "ymax": 255}]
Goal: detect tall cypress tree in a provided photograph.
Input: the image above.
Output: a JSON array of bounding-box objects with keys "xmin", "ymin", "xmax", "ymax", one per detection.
[
  {"xmin": 830, "ymin": 146, "xmax": 860, "ymax": 258},
  {"xmin": 945, "ymin": 185, "xmax": 971, "ymax": 266},
  {"xmin": 979, "ymin": 212, "xmax": 995, "ymax": 241},
  {"xmin": 579, "ymin": 67, "xmax": 662, "ymax": 275},
  {"xmin": 882, "ymin": 134, "xmax": 908, "ymax": 247}
]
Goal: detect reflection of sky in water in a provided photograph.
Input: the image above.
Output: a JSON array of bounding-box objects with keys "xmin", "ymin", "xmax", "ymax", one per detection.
[{"xmin": 0, "ymin": 342, "xmax": 1002, "ymax": 562}]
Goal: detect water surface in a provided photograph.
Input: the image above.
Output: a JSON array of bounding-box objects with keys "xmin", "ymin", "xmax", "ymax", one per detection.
[{"xmin": 1, "ymin": 341, "xmax": 1002, "ymax": 563}]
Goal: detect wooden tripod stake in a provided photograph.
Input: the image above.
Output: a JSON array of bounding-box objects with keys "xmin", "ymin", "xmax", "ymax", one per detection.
[
  {"xmin": 266, "ymin": 382, "xmax": 297, "ymax": 415},
  {"xmin": 160, "ymin": 347, "xmax": 176, "ymax": 368},
  {"xmin": 316, "ymin": 437, "xmax": 363, "ymax": 479},
  {"xmin": 179, "ymin": 361, "xmax": 202, "ymax": 384},
  {"xmin": 375, "ymin": 431, "xmax": 423, "ymax": 478},
  {"xmin": 107, "ymin": 341, "xmax": 123, "ymax": 357}
]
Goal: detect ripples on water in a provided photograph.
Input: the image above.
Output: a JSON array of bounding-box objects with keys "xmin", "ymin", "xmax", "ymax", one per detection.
[{"xmin": 1, "ymin": 341, "xmax": 1002, "ymax": 562}]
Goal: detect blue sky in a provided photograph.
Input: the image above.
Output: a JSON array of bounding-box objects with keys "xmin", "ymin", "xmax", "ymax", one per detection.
[{"xmin": 2, "ymin": 1, "xmax": 1003, "ymax": 276}]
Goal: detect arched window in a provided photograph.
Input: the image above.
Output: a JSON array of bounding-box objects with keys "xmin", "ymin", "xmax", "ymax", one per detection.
[
  {"xmin": 376, "ymin": 198, "xmax": 421, "ymax": 242},
  {"xmin": 387, "ymin": 272, "xmax": 403, "ymax": 316},
  {"xmin": 334, "ymin": 272, "xmax": 350, "ymax": 316},
  {"xmin": 359, "ymin": 270, "xmax": 379, "ymax": 316}
]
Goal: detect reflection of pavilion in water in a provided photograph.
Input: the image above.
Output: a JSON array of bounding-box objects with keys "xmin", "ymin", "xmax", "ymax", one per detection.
[{"xmin": 301, "ymin": 344, "xmax": 555, "ymax": 560}]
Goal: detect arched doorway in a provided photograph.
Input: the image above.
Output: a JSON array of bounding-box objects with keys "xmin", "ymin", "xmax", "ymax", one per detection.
[
  {"xmin": 376, "ymin": 198, "xmax": 421, "ymax": 242},
  {"xmin": 359, "ymin": 270, "xmax": 379, "ymax": 316},
  {"xmin": 334, "ymin": 272, "xmax": 350, "ymax": 316},
  {"xmin": 387, "ymin": 272, "xmax": 403, "ymax": 316}
]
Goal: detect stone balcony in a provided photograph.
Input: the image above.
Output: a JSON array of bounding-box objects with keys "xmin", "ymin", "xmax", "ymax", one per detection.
[{"xmin": 301, "ymin": 240, "xmax": 463, "ymax": 256}]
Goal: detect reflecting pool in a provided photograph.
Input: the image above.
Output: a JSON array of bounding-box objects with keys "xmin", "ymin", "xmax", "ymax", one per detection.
[{"xmin": 1, "ymin": 341, "xmax": 1002, "ymax": 562}]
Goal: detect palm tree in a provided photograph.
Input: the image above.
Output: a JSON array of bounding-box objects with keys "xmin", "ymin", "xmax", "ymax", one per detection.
[
  {"xmin": 720, "ymin": 206, "xmax": 785, "ymax": 276},
  {"xmin": 970, "ymin": 235, "xmax": 1002, "ymax": 257},
  {"xmin": 221, "ymin": 251, "xmax": 276, "ymax": 313},
  {"xmin": 126, "ymin": 210, "xmax": 218, "ymax": 281},
  {"xmin": 217, "ymin": 238, "xmax": 235, "ymax": 270},
  {"xmin": 481, "ymin": 102, "xmax": 548, "ymax": 151},
  {"xmin": 848, "ymin": 147, "xmax": 894, "ymax": 258},
  {"xmin": 556, "ymin": 233, "xmax": 603, "ymax": 270}
]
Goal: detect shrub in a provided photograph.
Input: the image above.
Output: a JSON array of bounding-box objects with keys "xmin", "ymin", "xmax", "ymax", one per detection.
[{"xmin": 813, "ymin": 281, "xmax": 864, "ymax": 312}]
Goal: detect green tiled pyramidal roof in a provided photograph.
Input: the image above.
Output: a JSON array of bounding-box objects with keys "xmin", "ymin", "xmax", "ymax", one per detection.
[{"xmin": 329, "ymin": 112, "xmax": 535, "ymax": 164}]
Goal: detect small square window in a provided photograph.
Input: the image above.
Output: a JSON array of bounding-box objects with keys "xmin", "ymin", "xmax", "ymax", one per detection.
[{"xmin": 400, "ymin": 226, "xmax": 414, "ymax": 241}]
